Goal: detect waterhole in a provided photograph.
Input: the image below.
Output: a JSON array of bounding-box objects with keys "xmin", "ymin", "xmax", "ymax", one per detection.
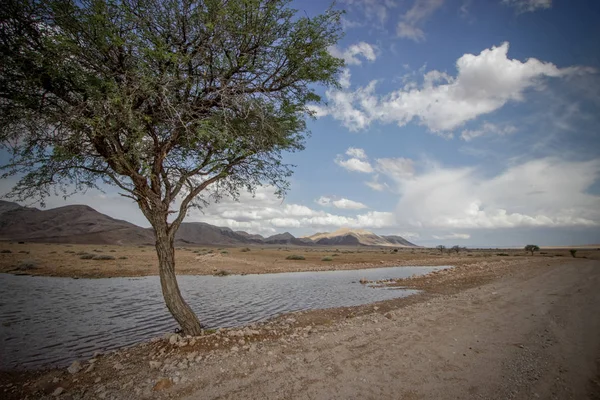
[{"xmin": 0, "ymin": 265, "xmax": 450, "ymax": 369}]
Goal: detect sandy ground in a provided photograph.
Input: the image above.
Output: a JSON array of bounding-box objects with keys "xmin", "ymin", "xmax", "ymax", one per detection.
[
  {"xmin": 1, "ymin": 242, "xmax": 598, "ymax": 278},
  {"xmin": 2, "ymin": 257, "xmax": 599, "ymax": 399}
]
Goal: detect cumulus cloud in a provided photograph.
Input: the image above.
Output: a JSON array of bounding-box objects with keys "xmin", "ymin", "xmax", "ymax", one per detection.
[
  {"xmin": 316, "ymin": 196, "xmax": 368, "ymax": 210},
  {"xmin": 393, "ymin": 158, "xmax": 600, "ymax": 230},
  {"xmin": 432, "ymin": 233, "xmax": 471, "ymax": 240},
  {"xmin": 502, "ymin": 0, "xmax": 552, "ymax": 13},
  {"xmin": 364, "ymin": 174, "xmax": 389, "ymax": 191},
  {"xmin": 315, "ymin": 42, "xmax": 595, "ymax": 132},
  {"xmin": 339, "ymin": 68, "xmax": 352, "ymax": 89},
  {"xmin": 346, "ymin": 147, "xmax": 368, "ymax": 159},
  {"xmin": 183, "ymin": 186, "xmax": 394, "ymax": 232},
  {"xmin": 335, "ymin": 149, "xmax": 374, "ymax": 173},
  {"xmin": 342, "ymin": 0, "xmax": 395, "ymax": 26},
  {"xmin": 375, "ymin": 157, "xmax": 415, "ymax": 181},
  {"xmin": 460, "ymin": 122, "xmax": 517, "ymax": 141},
  {"xmin": 397, "ymin": 0, "xmax": 445, "ymax": 41},
  {"xmin": 329, "ymin": 42, "xmax": 377, "ymax": 66}
]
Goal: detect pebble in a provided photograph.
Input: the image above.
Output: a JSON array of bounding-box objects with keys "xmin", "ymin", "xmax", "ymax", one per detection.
[
  {"xmin": 149, "ymin": 361, "xmax": 161, "ymax": 370},
  {"xmin": 52, "ymin": 387, "xmax": 64, "ymax": 396},
  {"xmin": 67, "ymin": 361, "xmax": 82, "ymax": 374},
  {"xmin": 153, "ymin": 378, "xmax": 173, "ymax": 391}
]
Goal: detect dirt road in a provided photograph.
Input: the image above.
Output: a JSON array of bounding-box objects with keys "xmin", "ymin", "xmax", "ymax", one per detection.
[{"xmin": 177, "ymin": 260, "xmax": 600, "ymax": 400}]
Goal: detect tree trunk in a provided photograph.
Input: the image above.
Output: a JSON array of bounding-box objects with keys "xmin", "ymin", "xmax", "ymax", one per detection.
[{"xmin": 153, "ymin": 224, "xmax": 203, "ymax": 336}]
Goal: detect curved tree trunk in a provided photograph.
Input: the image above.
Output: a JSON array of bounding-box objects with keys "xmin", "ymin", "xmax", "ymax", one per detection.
[{"xmin": 153, "ymin": 224, "xmax": 203, "ymax": 336}]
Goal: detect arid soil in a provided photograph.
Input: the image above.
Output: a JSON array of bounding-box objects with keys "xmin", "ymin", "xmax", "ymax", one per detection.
[
  {"xmin": 1, "ymin": 256, "xmax": 599, "ymax": 399},
  {"xmin": 1, "ymin": 241, "xmax": 598, "ymax": 278}
]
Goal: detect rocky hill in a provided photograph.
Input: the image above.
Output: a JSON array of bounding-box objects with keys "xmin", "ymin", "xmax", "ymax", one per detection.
[
  {"xmin": 0, "ymin": 201, "xmax": 417, "ymax": 247},
  {"xmin": 305, "ymin": 228, "xmax": 416, "ymax": 247}
]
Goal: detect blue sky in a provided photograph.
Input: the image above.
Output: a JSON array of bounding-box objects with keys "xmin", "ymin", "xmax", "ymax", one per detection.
[{"xmin": 3, "ymin": 0, "xmax": 600, "ymax": 247}]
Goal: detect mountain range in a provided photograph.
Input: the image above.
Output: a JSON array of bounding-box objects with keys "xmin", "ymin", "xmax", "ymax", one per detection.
[{"xmin": 0, "ymin": 200, "xmax": 417, "ymax": 247}]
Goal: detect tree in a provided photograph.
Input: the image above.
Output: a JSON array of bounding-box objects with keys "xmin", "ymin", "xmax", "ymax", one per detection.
[
  {"xmin": 0, "ymin": 0, "xmax": 343, "ymax": 335},
  {"xmin": 451, "ymin": 245, "xmax": 461, "ymax": 254},
  {"xmin": 524, "ymin": 245, "xmax": 540, "ymax": 256},
  {"xmin": 436, "ymin": 245, "xmax": 445, "ymax": 254},
  {"xmin": 569, "ymin": 249, "xmax": 577, "ymax": 258}
]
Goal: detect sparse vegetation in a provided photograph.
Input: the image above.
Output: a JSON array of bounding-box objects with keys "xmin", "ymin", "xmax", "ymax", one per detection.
[
  {"xmin": 570, "ymin": 249, "xmax": 577, "ymax": 258},
  {"xmin": 93, "ymin": 255, "xmax": 116, "ymax": 261},
  {"xmin": 240, "ymin": 248, "xmax": 251, "ymax": 252},
  {"xmin": 321, "ymin": 257, "xmax": 333, "ymax": 261},
  {"xmin": 118, "ymin": 256, "xmax": 128, "ymax": 260},
  {"xmin": 286, "ymin": 255, "xmax": 306, "ymax": 260},
  {"xmin": 451, "ymin": 245, "xmax": 461, "ymax": 254},
  {"xmin": 220, "ymin": 251, "xmax": 229, "ymax": 255},
  {"xmin": 16, "ymin": 259, "xmax": 38, "ymax": 270},
  {"xmin": 214, "ymin": 270, "xmax": 230, "ymax": 277},
  {"xmin": 79, "ymin": 254, "xmax": 94, "ymax": 260},
  {"xmin": 524, "ymin": 244, "xmax": 540, "ymax": 256},
  {"xmin": 436, "ymin": 245, "xmax": 446, "ymax": 254},
  {"xmin": 0, "ymin": 249, "xmax": 12, "ymax": 254},
  {"xmin": 18, "ymin": 250, "xmax": 30, "ymax": 254},
  {"xmin": 496, "ymin": 253, "xmax": 510, "ymax": 256}
]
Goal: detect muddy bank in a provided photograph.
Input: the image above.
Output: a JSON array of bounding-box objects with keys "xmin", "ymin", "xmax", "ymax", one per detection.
[{"xmin": 3, "ymin": 257, "xmax": 599, "ymax": 399}]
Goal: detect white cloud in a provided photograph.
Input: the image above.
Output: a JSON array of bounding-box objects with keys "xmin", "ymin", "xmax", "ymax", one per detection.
[
  {"xmin": 432, "ymin": 233, "xmax": 471, "ymax": 240},
  {"xmin": 342, "ymin": 0, "xmax": 395, "ymax": 26},
  {"xmin": 339, "ymin": 68, "xmax": 352, "ymax": 89},
  {"xmin": 396, "ymin": 231, "xmax": 421, "ymax": 239},
  {"xmin": 315, "ymin": 42, "xmax": 595, "ymax": 133},
  {"xmin": 365, "ymin": 174, "xmax": 389, "ymax": 191},
  {"xmin": 375, "ymin": 157, "xmax": 415, "ymax": 181},
  {"xmin": 316, "ymin": 196, "xmax": 367, "ymax": 210},
  {"xmin": 335, "ymin": 198, "xmax": 368, "ymax": 210},
  {"xmin": 335, "ymin": 149, "xmax": 374, "ymax": 173},
  {"xmin": 329, "ymin": 42, "xmax": 377, "ymax": 66},
  {"xmin": 460, "ymin": 122, "xmax": 517, "ymax": 141},
  {"xmin": 345, "ymin": 147, "xmax": 368, "ymax": 159},
  {"xmin": 397, "ymin": 0, "xmax": 444, "ymax": 41},
  {"xmin": 502, "ymin": 0, "xmax": 552, "ymax": 13},
  {"xmin": 393, "ymin": 158, "xmax": 600, "ymax": 230}
]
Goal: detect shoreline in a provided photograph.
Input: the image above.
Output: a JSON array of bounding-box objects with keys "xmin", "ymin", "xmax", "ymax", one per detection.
[{"xmin": 3, "ymin": 256, "xmax": 593, "ymax": 399}]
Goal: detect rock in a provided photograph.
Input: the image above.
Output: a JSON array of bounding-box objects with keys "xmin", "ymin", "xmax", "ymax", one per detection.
[
  {"xmin": 113, "ymin": 362, "xmax": 124, "ymax": 370},
  {"xmin": 94, "ymin": 377, "xmax": 101, "ymax": 383},
  {"xmin": 153, "ymin": 378, "xmax": 173, "ymax": 391},
  {"xmin": 149, "ymin": 361, "xmax": 161, "ymax": 370},
  {"xmin": 286, "ymin": 318, "xmax": 297, "ymax": 324},
  {"xmin": 85, "ymin": 364, "xmax": 95, "ymax": 373},
  {"xmin": 359, "ymin": 278, "xmax": 369, "ymax": 284},
  {"xmin": 231, "ymin": 346, "xmax": 239, "ymax": 352},
  {"xmin": 52, "ymin": 377, "xmax": 60, "ymax": 383},
  {"xmin": 52, "ymin": 387, "xmax": 65, "ymax": 396},
  {"xmin": 169, "ymin": 334, "xmax": 181, "ymax": 344},
  {"xmin": 186, "ymin": 351, "xmax": 198, "ymax": 361},
  {"xmin": 67, "ymin": 361, "xmax": 82, "ymax": 374}
]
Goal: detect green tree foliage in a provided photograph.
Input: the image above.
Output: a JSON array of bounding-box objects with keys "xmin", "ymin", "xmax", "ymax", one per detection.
[
  {"xmin": 569, "ymin": 249, "xmax": 577, "ymax": 258},
  {"xmin": 524, "ymin": 244, "xmax": 540, "ymax": 256},
  {"xmin": 0, "ymin": 0, "xmax": 344, "ymax": 334}
]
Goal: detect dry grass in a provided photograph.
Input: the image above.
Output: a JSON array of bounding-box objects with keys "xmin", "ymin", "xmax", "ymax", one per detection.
[{"xmin": 0, "ymin": 241, "xmax": 598, "ymax": 278}]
